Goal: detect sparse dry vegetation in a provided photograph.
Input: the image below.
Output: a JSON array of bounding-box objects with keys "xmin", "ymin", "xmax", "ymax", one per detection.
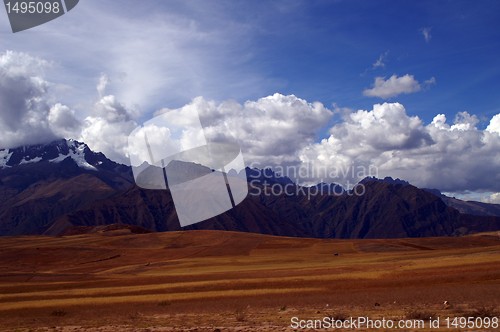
[
  {"xmin": 0, "ymin": 230, "xmax": 498, "ymax": 330},
  {"xmin": 235, "ymin": 308, "xmax": 246, "ymax": 322},
  {"xmin": 157, "ymin": 300, "xmax": 171, "ymax": 307},
  {"xmin": 405, "ymin": 309, "xmax": 436, "ymax": 320},
  {"xmin": 330, "ymin": 311, "xmax": 348, "ymax": 321},
  {"xmin": 469, "ymin": 305, "xmax": 499, "ymax": 318},
  {"xmin": 50, "ymin": 309, "xmax": 67, "ymax": 317}
]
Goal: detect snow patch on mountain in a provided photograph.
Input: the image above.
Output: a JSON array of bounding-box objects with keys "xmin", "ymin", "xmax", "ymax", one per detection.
[
  {"xmin": 19, "ymin": 156, "xmax": 43, "ymax": 165},
  {"xmin": 0, "ymin": 150, "xmax": 12, "ymax": 168},
  {"xmin": 49, "ymin": 142, "xmax": 97, "ymax": 171}
]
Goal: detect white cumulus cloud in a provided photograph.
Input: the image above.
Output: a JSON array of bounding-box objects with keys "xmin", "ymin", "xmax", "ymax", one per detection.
[
  {"xmin": 0, "ymin": 51, "xmax": 80, "ymax": 148},
  {"xmin": 151, "ymin": 93, "xmax": 334, "ymax": 166},
  {"xmin": 486, "ymin": 113, "xmax": 500, "ymax": 135},
  {"xmin": 48, "ymin": 103, "xmax": 81, "ymax": 138},
  {"xmin": 80, "ymin": 94, "xmax": 138, "ymax": 165},
  {"xmin": 450, "ymin": 111, "xmax": 479, "ymax": 131},
  {"xmin": 0, "ymin": 52, "xmax": 498, "ymax": 195},
  {"xmin": 363, "ymin": 74, "xmax": 430, "ymax": 99},
  {"xmin": 299, "ymin": 104, "xmax": 500, "ymax": 192}
]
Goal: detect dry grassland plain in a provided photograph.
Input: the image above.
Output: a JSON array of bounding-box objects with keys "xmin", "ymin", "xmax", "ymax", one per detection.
[{"xmin": 0, "ymin": 230, "xmax": 499, "ymax": 331}]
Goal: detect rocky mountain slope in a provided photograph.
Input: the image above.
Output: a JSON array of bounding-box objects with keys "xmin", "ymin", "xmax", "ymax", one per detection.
[{"xmin": 1, "ymin": 139, "xmax": 499, "ymax": 238}]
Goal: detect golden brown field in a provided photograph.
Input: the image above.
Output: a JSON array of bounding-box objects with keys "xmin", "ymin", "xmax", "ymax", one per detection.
[{"xmin": 0, "ymin": 229, "xmax": 499, "ymax": 331}]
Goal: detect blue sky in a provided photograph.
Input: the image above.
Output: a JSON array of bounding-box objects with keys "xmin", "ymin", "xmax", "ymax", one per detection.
[
  {"xmin": 1, "ymin": 0, "xmax": 499, "ymax": 122},
  {"xmin": 217, "ymin": 0, "xmax": 500, "ymax": 125},
  {"xmin": 1, "ymin": 0, "xmax": 500, "ymax": 199}
]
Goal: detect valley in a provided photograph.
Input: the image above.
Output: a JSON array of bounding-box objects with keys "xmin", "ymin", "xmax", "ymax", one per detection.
[{"xmin": 0, "ymin": 228, "xmax": 499, "ymax": 331}]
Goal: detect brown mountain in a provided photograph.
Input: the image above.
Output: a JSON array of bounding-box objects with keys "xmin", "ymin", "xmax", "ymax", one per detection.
[
  {"xmin": 1, "ymin": 139, "xmax": 500, "ymax": 238},
  {"xmin": 0, "ymin": 139, "xmax": 133, "ymax": 235}
]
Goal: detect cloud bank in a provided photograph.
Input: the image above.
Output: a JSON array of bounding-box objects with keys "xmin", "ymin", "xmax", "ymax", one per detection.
[
  {"xmin": 128, "ymin": 98, "xmax": 500, "ymax": 195},
  {"xmin": 0, "ymin": 51, "xmax": 499, "ymax": 197},
  {"xmin": 300, "ymin": 103, "xmax": 500, "ymax": 193},
  {"xmin": 0, "ymin": 51, "xmax": 137, "ymax": 164},
  {"xmin": 0, "ymin": 51, "xmax": 79, "ymax": 147}
]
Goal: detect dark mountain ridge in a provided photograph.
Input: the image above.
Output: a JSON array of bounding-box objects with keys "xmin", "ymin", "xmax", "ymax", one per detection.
[
  {"xmin": 1, "ymin": 139, "xmax": 499, "ymax": 238},
  {"xmin": 0, "ymin": 139, "xmax": 133, "ymax": 235}
]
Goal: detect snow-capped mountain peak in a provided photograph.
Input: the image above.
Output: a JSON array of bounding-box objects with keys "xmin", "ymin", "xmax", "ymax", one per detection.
[
  {"xmin": 0, "ymin": 139, "xmax": 113, "ymax": 170},
  {"xmin": 47, "ymin": 139, "xmax": 97, "ymax": 170}
]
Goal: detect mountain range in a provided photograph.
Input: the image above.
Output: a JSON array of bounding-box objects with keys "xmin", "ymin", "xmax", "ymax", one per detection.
[{"xmin": 0, "ymin": 139, "xmax": 499, "ymax": 238}]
